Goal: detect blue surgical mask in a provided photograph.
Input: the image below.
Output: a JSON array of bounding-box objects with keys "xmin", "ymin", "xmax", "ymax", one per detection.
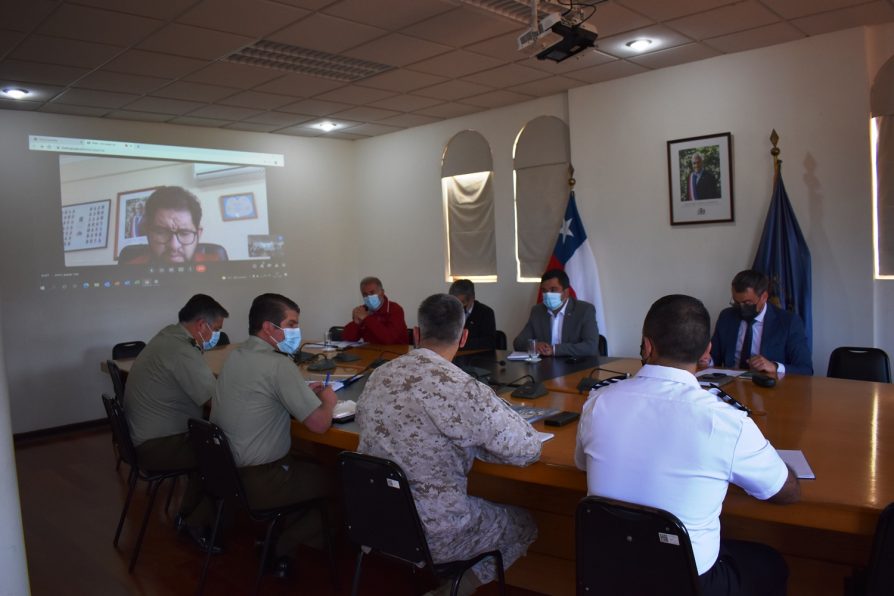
[
  {"xmin": 203, "ymin": 330, "xmax": 220, "ymax": 351},
  {"xmin": 543, "ymin": 292, "xmax": 563, "ymax": 311},
  {"xmin": 273, "ymin": 324, "xmax": 301, "ymax": 355},
  {"xmin": 363, "ymin": 294, "xmax": 382, "ymax": 311}
]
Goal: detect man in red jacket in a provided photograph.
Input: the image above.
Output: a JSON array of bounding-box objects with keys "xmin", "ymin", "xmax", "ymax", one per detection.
[{"xmin": 342, "ymin": 276, "xmax": 408, "ymax": 345}]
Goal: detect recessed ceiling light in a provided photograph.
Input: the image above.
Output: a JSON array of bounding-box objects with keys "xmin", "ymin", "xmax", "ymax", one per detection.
[
  {"xmin": 315, "ymin": 121, "xmax": 339, "ymax": 132},
  {"xmin": 626, "ymin": 39, "xmax": 653, "ymax": 52},
  {"xmin": 1, "ymin": 88, "xmax": 30, "ymax": 100}
]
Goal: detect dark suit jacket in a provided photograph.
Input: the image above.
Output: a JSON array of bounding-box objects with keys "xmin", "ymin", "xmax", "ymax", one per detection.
[
  {"xmin": 512, "ymin": 297, "xmax": 599, "ymax": 357},
  {"xmin": 691, "ymin": 170, "xmax": 719, "ymax": 200},
  {"xmin": 463, "ymin": 300, "xmax": 497, "ymax": 350},
  {"xmin": 710, "ymin": 303, "xmax": 813, "ymax": 375}
]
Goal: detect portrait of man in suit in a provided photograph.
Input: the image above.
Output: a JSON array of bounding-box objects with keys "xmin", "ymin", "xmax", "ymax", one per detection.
[{"xmin": 686, "ymin": 151, "xmax": 720, "ymax": 201}]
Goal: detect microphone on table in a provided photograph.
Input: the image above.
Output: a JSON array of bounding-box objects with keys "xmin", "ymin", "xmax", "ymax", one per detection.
[
  {"xmin": 493, "ymin": 374, "xmax": 547, "ymax": 399},
  {"xmin": 458, "ymin": 356, "xmax": 506, "ymax": 382},
  {"xmin": 576, "ymin": 367, "xmax": 630, "ymax": 394},
  {"xmin": 306, "ymin": 352, "xmax": 337, "ymax": 372},
  {"xmin": 333, "ymin": 346, "xmax": 361, "ymax": 363}
]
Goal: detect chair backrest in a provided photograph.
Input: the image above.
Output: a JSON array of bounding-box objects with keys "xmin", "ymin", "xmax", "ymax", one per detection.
[
  {"xmin": 406, "ymin": 328, "xmax": 414, "ymax": 345},
  {"xmin": 827, "ymin": 347, "xmax": 892, "ymax": 383},
  {"xmin": 106, "ymin": 360, "xmax": 126, "ymax": 401},
  {"xmin": 101, "ymin": 393, "xmax": 139, "ymax": 468},
  {"xmin": 337, "ymin": 452, "xmax": 433, "ymax": 569},
  {"xmin": 216, "ymin": 331, "xmax": 230, "ymax": 347},
  {"xmin": 598, "ymin": 335, "xmax": 608, "ymax": 357},
  {"xmin": 187, "ymin": 418, "xmax": 249, "ymax": 508},
  {"xmin": 494, "ymin": 330, "xmax": 507, "ymax": 351},
  {"xmin": 866, "ymin": 502, "xmax": 894, "ymax": 596},
  {"xmin": 113, "ymin": 340, "xmax": 146, "ymax": 360},
  {"xmin": 329, "ymin": 326, "xmax": 345, "ymax": 342},
  {"xmin": 576, "ymin": 495, "xmax": 700, "ymax": 596}
]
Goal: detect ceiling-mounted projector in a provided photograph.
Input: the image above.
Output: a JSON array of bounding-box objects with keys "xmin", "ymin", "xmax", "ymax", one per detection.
[{"xmin": 536, "ymin": 22, "xmax": 597, "ymax": 63}]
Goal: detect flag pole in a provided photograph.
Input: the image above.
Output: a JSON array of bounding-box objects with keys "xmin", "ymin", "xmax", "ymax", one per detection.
[
  {"xmin": 770, "ymin": 129, "xmax": 782, "ymax": 181},
  {"xmin": 568, "ymin": 164, "xmax": 576, "ymax": 189}
]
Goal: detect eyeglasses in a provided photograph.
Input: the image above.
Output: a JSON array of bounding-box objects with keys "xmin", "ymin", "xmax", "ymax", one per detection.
[
  {"xmin": 148, "ymin": 226, "xmax": 197, "ymax": 245},
  {"xmin": 707, "ymin": 384, "xmax": 752, "ymax": 416}
]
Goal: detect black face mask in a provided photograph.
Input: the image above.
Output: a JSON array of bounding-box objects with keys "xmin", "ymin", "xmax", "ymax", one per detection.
[{"xmin": 738, "ymin": 304, "xmax": 759, "ymax": 322}]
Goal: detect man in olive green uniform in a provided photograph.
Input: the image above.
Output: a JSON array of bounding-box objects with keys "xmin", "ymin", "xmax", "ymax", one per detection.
[
  {"xmin": 211, "ymin": 293, "xmax": 337, "ymax": 575},
  {"xmin": 123, "ymin": 293, "xmax": 228, "ymax": 539}
]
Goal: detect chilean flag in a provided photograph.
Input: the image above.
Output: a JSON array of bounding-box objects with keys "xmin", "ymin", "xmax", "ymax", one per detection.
[{"xmin": 544, "ymin": 192, "xmax": 607, "ymax": 334}]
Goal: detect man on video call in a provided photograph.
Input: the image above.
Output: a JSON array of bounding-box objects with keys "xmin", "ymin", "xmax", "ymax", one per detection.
[{"xmin": 122, "ymin": 186, "xmax": 224, "ymax": 265}]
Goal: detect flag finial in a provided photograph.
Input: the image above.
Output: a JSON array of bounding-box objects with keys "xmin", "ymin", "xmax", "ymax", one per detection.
[
  {"xmin": 568, "ymin": 164, "xmax": 575, "ymax": 189},
  {"xmin": 770, "ymin": 129, "xmax": 782, "ymax": 176}
]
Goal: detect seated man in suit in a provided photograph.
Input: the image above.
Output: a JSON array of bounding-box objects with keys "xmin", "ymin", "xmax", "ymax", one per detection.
[
  {"xmin": 512, "ymin": 269, "xmax": 599, "ymax": 357},
  {"xmin": 342, "ymin": 276, "xmax": 408, "ymax": 344},
  {"xmin": 123, "ymin": 293, "xmax": 228, "ymax": 549},
  {"xmin": 706, "ymin": 269, "xmax": 813, "ymax": 375},
  {"xmin": 448, "ymin": 279, "xmax": 497, "ymax": 350}
]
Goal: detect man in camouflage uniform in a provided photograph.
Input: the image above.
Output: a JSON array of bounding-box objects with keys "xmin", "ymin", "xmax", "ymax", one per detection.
[{"xmin": 357, "ymin": 293, "xmax": 541, "ymax": 595}]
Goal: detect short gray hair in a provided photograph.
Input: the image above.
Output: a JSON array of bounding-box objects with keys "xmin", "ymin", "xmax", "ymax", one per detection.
[
  {"xmin": 360, "ymin": 276, "xmax": 382, "ymax": 290},
  {"xmin": 418, "ymin": 294, "xmax": 465, "ymax": 345}
]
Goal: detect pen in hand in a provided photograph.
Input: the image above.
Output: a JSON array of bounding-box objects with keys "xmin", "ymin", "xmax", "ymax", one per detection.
[{"xmin": 324, "ymin": 372, "xmax": 331, "ymax": 388}]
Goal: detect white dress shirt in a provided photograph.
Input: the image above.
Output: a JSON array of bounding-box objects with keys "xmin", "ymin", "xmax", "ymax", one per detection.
[
  {"xmin": 548, "ymin": 300, "xmax": 568, "ymax": 350},
  {"xmin": 734, "ymin": 304, "xmax": 785, "ymax": 374}
]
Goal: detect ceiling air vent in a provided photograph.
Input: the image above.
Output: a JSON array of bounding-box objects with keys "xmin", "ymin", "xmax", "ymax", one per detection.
[{"xmin": 225, "ymin": 40, "xmax": 393, "ymax": 82}]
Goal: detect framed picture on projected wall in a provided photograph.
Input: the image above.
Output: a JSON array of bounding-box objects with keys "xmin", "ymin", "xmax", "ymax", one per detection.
[
  {"xmin": 667, "ymin": 132, "xmax": 733, "ymax": 225},
  {"xmin": 115, "ymin": 187, "xmax": 157, "ymax": 259},
  {"xmin": 219, "ymin": 192, "xmax": 257, "ymax": 221}
]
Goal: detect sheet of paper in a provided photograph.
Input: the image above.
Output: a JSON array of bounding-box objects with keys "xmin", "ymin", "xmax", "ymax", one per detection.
[
  {"xmin": 536, "ymin": 431, "xmax": 555, "ymax": 443},
  {"xmin": 507, "ymin": 351, "xmax": 540, "ymax": 362},
  {"xmin": 699, "ymin": 367, "xmax": 745, "ymax": 377},
  {"xmin": 777, "ymin": 449, "xmax": 815, "ymax": 479},
  {"xmin": 305, "ymin": 379, "xmax": 345, "ymax": 392}
]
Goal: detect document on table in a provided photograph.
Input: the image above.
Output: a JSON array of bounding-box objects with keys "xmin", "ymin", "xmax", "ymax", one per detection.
[
  {"xmin": 507, "ymin": 351, "xmax": 540, "ymax": 362},
  {"xmin": 777, "ymin": 450, "xmax": 815, "ymax": 479},
  {"xmin": 536, "ymin": 431, "xmax": 555, "ymax": 443}
]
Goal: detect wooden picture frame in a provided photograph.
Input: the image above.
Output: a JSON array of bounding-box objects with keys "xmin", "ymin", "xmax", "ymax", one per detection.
[
  {"xmin": 667, "ymin": 132, "xmax": 734, "ymax": 225},
  {"xmin": 115, "ymin": 187, "xmax": 157, "ymax": 258}
]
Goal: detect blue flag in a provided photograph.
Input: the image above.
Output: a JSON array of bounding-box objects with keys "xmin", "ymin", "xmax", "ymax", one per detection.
[{"xmin": 752, "ymin": 168, "xmax": 812, "ymax": 349}]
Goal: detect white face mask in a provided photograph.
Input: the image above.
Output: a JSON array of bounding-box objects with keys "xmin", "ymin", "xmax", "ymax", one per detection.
[
  {"xmin": 543, "ymin": 292, "xmax": 563, "ymax": 311},
  {"xmin": 363, "ymin": 294, "xmax": 382, "ymax": 311},
  {"xmin": 272, "ymin": 324, "xmax": 301, "ymax": 354}
]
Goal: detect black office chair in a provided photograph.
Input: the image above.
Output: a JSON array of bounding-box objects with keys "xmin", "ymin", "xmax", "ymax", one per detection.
[
  {"xmin": 216, "ymin": 331, "xmax": 230, "ymax": 347},
  {"xmin": 187, "ymin": 419, "xmax": 335, "ymax": 596},
  {"xmin": 576, "ymin": 495, "xmax": 700, "ymax": 596},
  {"xmin": 101, "ymin": 394, "xmax": 191, "ymax": 573},
  {"xmin": 113, "ymin": 340, "xmax": 146, "ymax": 360},
  {"xmin": 407, "ymin": 328, "xmax": 414, "ymax": 345},
  {"xmin": 494, "ymin": 330, "xmax": 507, "ymax": 351},
  {"xmin": 338, "ymin": 451, "xmax": 506, "ymax": 596},
  {"xmin": 846, "ymin": 502, "xmax": 894, "ymax": 596},
  {"xmin": 827, "ymin": 347, "xmax": 892, "ymax": 383},
  {"xmin": 106, "ymin": 360, "xmax": 126, "ymax": 402},
  {"xmin": 329, "ymin": 326, "xmax": 345, "ymax": 341},
  {"xmin": 598, "ymin": 334, "xmax": 608, "ymax": 357}
]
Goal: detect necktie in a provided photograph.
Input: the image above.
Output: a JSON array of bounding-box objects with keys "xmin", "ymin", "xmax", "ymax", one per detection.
[{"xmin": 739, "ymin": 320, "xmax": 754, "ymax": 369}]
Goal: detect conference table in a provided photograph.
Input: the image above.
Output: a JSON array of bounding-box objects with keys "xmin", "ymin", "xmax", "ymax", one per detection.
[{"xmin": 107, "ymin": 343, "xmax": 894, "ymax": 595}]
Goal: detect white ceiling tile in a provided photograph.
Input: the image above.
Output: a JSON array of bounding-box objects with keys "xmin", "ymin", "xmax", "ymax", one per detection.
[
  {"xmin": 588, "ymin": 2, "xmax": 654, "ymax": 37},
  {"xmin": 271, "ymin": 0, "xmax": 340, "ymax": 10},
  {"xmin": 178, "ymin": 0, "xmax": 310, "ymax": 38},
  {"xmin": 346, "ymin": 122, "xmax": 403, "ymax": 136},
  {"xmin": 406, "ymin": 50, "xmax": 505, "ymax": 78},
  {"xmin": 323, "ymin": 0, "xmax": 456, "ymax": 30},
  {"xmin": 563, "ymin": 60, "xmax": 649, "ymax": 85},
  {"xmin": 138, "ymin": 23, "xmax": 254, "ymax": 60},
  {"xmin": 326, "ymin": 131, "xmax": 371, "ymax": 140},
  {"xmin": 274, "ymin": 126, "xmax": 324, "ymax": 137},
  {"xmin": 186, "ymin": 104, "xmax": 264, "ymax": 120},
  {"xmin": 596, "ymin": 25, "xmax": 695, "ymax": 58},
  {"xmin": 52, "ymin": 88, "xmax": 140, "ymax": 109},
  {"xmin": 791, "ymin": 1, "xmax": 894, "ymax": 36},
  {"xmin": 253, "ymin": 73, "xmax": 345, "ymax": 97},
  {"xmin": 761, "ymin": 0, "xmax": 872, "ymax": 20},
  {"xmin": 267, "ymin": 14, "xmax": 388, "ymax": 54},
  {"xmin": 11, "ymin": 35, "xmax": 122, "ymax": 69},
  {"xmin": 106, "ymin": 109, "xmax": 175, "ymax": 122},
  {"xmin": 461, "ymin": 89, "xmax": 535, "ymax": 108},
  {"xmin": 67, "ymin": 0, "xmax": 198, "ymax": 20},
  {"xmin": 507, "ymin": 75, "xmax": 590, "ymax": 96},
  {"xmin": 38, "ymin": 5, "xmax": 162, "ymax": 48},
  {"xmin": 627, "ymin": 42, "xmax": 721, "ymax": 69},
  {"xmin": 404, "ymin": 7, "xmax": 520, "ymax": 47},
  {"xmin": 224, "ymin": 121, "xmax": 281, "ymax": 132},
  {"xmin": 414, "ymin": 79, "xmax": 494, "ymax": 101},
  {"xmin": 184, "ymin": 62, "xmax": 285, "ymax": 88},
  {"xmin": 218, "ymin": 90, "xmax": 297, "ymax": 110},
  {"xmin": 369, "ymin": 94, "xmax": 444, "ymax": 111},
  {"xmin": 668, "ymin": 1, "xmax": 780, "ymax": 40},
  {"xmin": 152, "ymin": 81, "xmax": 239, "ymax": 102},
  {"xmin": 76, "ymin": 71, "xmax": 170, "ymax": 95},
  {"xmin": 466, "ymin": 31, "xmax": 529, "ymax": 61},
  {"xmin": 329, "ymin": 105, "xmax": 402, "ymax": 121},
  {"xmin": 1, "ymin": 1, "xmax": 60, "ymax": 33},
  {"xmin": 0, "ymin": 60, "xmax": 89, "ymax": 86},
  {"xmin": 104, "ymin": 50, "xmax": 208, "ymax": 79},
  {"xmin": 0, "ymin": 97, "xmax": 41, "ymax": 111},
  {"xmin": 613, "ymin": 0, "xmax": 738, "ymax": 22},
  {"xmin": 705, "ymin": 21, "xmax": 805, "ymax": 53},
  {"xmin": 0, "ymin": 30, "xmax": 26, "ymax": 56},
  {"xmin": 314, "ymin": 85, "xmax": 396, "ymax": 104},
  {"xmin": 124, "ymin": 96, "xmax": 206, "ymax": 115},
  {"xmin": 344, "ymin": 33, "xmax": 452, "ymax": 67},
  {"xmin": 355, "ymin": 69, "xmax": 448, "ymax": 93},
  {"xmin": 462, "ymin": 63, "xmax": 549, "ymax": 87},
  {"xmin": 168, "ymin": 115, "xmax": 233, "ymax": 127},
  {"xmin": 244, "ymin": 111, "xmax": 313, "ymax": 125},
  {"xmin": 414, "ymin": 102, "xmax": 483, "ymax": 118},
  {"xmin": 277, "ymin": 98, "xmax": 354, "ymax": 115},
  {"xmin": 375, "ymin": 112, "xmax": 440, "ymax": 127},
  {"xmin": 40, "ymin": 103, "xmax": 111, "ymax": 117}
]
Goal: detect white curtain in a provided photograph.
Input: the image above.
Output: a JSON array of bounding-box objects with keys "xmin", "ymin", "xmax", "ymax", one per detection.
[
  {"xmin": 444, "ymin": 172, "xmax": 496, "ymax": 277},
  {"xmin": 515, "ymin": 162, "xmax": 569, "ymax": 279}
]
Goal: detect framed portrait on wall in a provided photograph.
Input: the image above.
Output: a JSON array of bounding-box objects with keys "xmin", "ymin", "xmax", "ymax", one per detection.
[
  {"xmin": 62, "ymin": 199, "xmax": 111, "ymax": 252},
  {"xmin": 219, "ymin": 192, "xmax": 257, "ymax": 221},
  {"xmin": 667, "ymin": 132, "xmax": 734, "ymax": 225},
  {"xmin": 115, "ymin": 187, "xmax": 157, "ymax": 258}
]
